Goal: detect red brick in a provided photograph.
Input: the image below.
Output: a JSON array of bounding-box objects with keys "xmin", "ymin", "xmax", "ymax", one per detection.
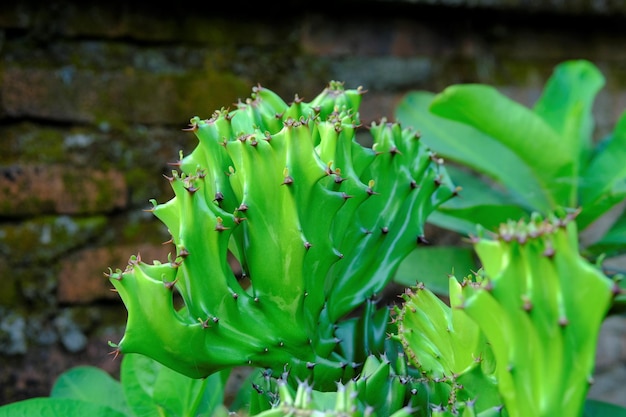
[
  {"xmin": 0, "ymin": 164, "xmax": 127, "ymax": 216},
  {"xmin": 57, "ymin": 244, "xmax": 172, "ymax": 304}
]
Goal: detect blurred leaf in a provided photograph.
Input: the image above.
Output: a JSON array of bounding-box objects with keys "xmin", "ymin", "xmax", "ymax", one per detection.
[
  {"xmin": 428, "ymin": 164, "xmax": 530, "ymax": 236},
  {"xmin": 429, "ymin": 84, "xmax": 576, "ymax": 207},
  {"xmin": 533, "ymin": 59, "xmax": 604, "ymax": 166},
  {"xmin": 394, "ymin": 246, "xmax": 478, "ymax": 296},
  {"xmin": 0, "ymin": 398, "xmax": 126, "ymax": 417},
  {"xmin": 584, "ymin": 399, "xmax": 626, "ymax": 416},
  {"xmin": 395, "ymin": 91, "xmax": 548, "ymax": 211},
  {"xmin": 579, "ymin": 111, "xmax": 626, "ymax": 230},
  {"xmin": 121, "ymin": 353, "xmax": 227, "ymax": 417},
  {"xmin": 50, "ymin": 366, "xmax": 130, "ymax": 416}
]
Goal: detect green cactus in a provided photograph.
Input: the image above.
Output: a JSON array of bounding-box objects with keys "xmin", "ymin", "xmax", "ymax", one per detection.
[
  {"xmin": 394, "ymin": 210, "xmax": 616, "ymax": 417},
  {"xmin": 107, "ymin": 81, "xmax": 457, "ymax": 388}
]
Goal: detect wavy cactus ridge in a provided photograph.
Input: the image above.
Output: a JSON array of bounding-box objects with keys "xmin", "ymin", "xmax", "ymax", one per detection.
[
  {"xmin": 462, "ymin": 211, "xmax": 614, "ymax": 417},
  {"xmin": 108, "ymin": 81, "xmax": 456, "ymax": 385},
  {"xmin": 394, "ymin": 210, "xmax": 615, "ymax": 417}
]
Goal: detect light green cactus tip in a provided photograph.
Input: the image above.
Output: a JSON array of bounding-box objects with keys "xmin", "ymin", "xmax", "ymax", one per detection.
[
  {"xmin": 394, "ymin": 209, "xmax": 617, "ymax": 417},
  {"xmin": 107, "ymin": 81, "xmax": 457, "ymax": 386}
]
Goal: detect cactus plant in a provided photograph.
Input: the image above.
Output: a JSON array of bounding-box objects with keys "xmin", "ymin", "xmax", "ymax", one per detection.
[
  {"xmin": 393, "ymin": 210, "xmax": 617, "ymax": 417},
  {"xmin": 106, "ymin": 81, "xmax": 457, "ymax": 389}
]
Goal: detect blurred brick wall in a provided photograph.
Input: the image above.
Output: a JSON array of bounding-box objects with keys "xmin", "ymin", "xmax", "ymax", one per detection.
[{"xmin": 1, "ymin": 0, "xmax": 626, "ymax": 405}]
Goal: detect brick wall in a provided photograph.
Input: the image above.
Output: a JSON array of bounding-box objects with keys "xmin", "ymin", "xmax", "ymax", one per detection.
[{"xmin": 2, "ymin": 0, "xmax": 626, "ymax": 405}]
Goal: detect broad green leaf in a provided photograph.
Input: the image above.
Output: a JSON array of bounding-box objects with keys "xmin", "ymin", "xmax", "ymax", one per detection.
[
  {"xmin": 584, "ymin": 399, "xmax": 626, "ymax": 417},
  {"xmin": 50, "ymin": 366, "xmax": 130, "ymax": 416},
  {"xmin": 0, "ymin": 398, "xmax": 126, "ymax": 417},
  {"xmin": 427, "ymin": 164, "xmax": 530, "ymax": 235},
  {"xmin": 533, "ymin": 59, "xmax": 604, "ymax": 167},
  {"xmin": 395, "ymin": 91, "xmax": 549, "ymax": 211},
  {"xmin": 121, "ymin": 353, "xmax": 226, "ymax": 417},
  {"xmin": 579, "ymin": 111, "xmax": 626, "ymax": 229},
  {"xmin": 429, "ymin": 84, "xmax": 576, "ymax": 208},
  {"xmin": 394, "ymin": 246, "xmax": 477, "ymax": 296}
]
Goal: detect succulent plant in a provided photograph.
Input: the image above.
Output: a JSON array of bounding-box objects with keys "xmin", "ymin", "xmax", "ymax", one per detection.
[
  {"xmin": 107, "ymin": 81, "xmax": 457, "ymax": 388},
  {"xmin": 394, "ymin": 210, "xmax": 616, "ymax": 417}
]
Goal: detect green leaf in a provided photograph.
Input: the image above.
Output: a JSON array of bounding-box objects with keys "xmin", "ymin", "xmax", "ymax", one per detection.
[
  {"xmin": 429, "ymin": 84, "xmax": 576, "ymax": 208},
  {"xmin": 579, "ymin": 111, "xmax": 626, "ymax": 229},
  {"xmin": 584, "ymin": 399, "xmax": 626, "ymax": 417},
  {"xmin": 533, "ymin": 59, "xmax": 604, "ymax": 167},
  {"xmin": 121, "ymin": 353, "xmax": 227, "ymax": 417},
  {"xmin": 50, "ymin": 366, "xmax": 130, "ymax": 416},
  {"xmin": 428, "ymin": 164, "xmax": 530, "ymax": 236},
  {"xmin": 394, "ymin": 246, "xmax": 478, "ymax": 296},
  {"xmin": 584, "ymin": 206, "xmax": 626, "ymax": 259},
  {"xmin": 395, "ymin": 91, "xmax": 548, "ymax": 211},
  {"xmin": 0, "ymin": 398, "xmax": 126, "ymax": 417}
]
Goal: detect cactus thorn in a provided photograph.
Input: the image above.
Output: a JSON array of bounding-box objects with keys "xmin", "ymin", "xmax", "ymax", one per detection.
[
  {"xmin": 198, "ymin": 317, "xmax": 211, "ymax": 329},
  {"xmin": 389, "ymin": 146, "xmax": 401, "ymax": 156},
  {"xmin": 232, "ymin": 293, "xmax": 239, "ymax": 300},
  {"xmin": 234, "ymin": 216, "xmax": 247, "ymax": 224},
  {"xmin": 380, "ymin": 226, "xmax": 389, "ymax": 234},
  {"xmin": 543, "ymin": 246, "xmax": 556, "ymax": 258},
  {"xmin": 185, "ymin": 184, "xmax": 199, "ymax": 194},
  {"xmin": 215, "ymin": 217, "xmax": 229, "ymax": 232},
  {"xmin": 282, "ymin": 176, "xmax": 294, "ymax": 185},
  {"xmin": 559, "ymin": 316, "xmax": 569, "ymax": 327},
  {"xmin": 214, "ymin": 192, "xmax": 224, "ymax": 202},
  {"xmin": 341, "ymin": 192, "xmax": 353, "ymax": 200},
  {"xmin": 417, "ymin": 235, "xmax": 429, "ymax": 245},
  {"xmin": 237, "ymin": 203, "xmax": 249, "ymax": 212},
  {"xmin": 304, "ymin": 241, "xmax": 312, "ymax": 250},
  {"xmin": 164, "ymin": 278, "xmax": 178, "ymax": 290},
  {"xmin": 306, "ymin": 362, "xmax": 316, "ymax": 369}
]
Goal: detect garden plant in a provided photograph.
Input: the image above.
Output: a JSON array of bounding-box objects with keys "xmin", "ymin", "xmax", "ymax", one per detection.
[{"xmin": 1, "ymin": 59, "xmax": 625, "ymax": 417}]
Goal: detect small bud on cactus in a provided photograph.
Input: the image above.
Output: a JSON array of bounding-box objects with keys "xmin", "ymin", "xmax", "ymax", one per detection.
[{"xmin": 108, "ymin": 81, "xmax": 456, "ymax": 387}]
